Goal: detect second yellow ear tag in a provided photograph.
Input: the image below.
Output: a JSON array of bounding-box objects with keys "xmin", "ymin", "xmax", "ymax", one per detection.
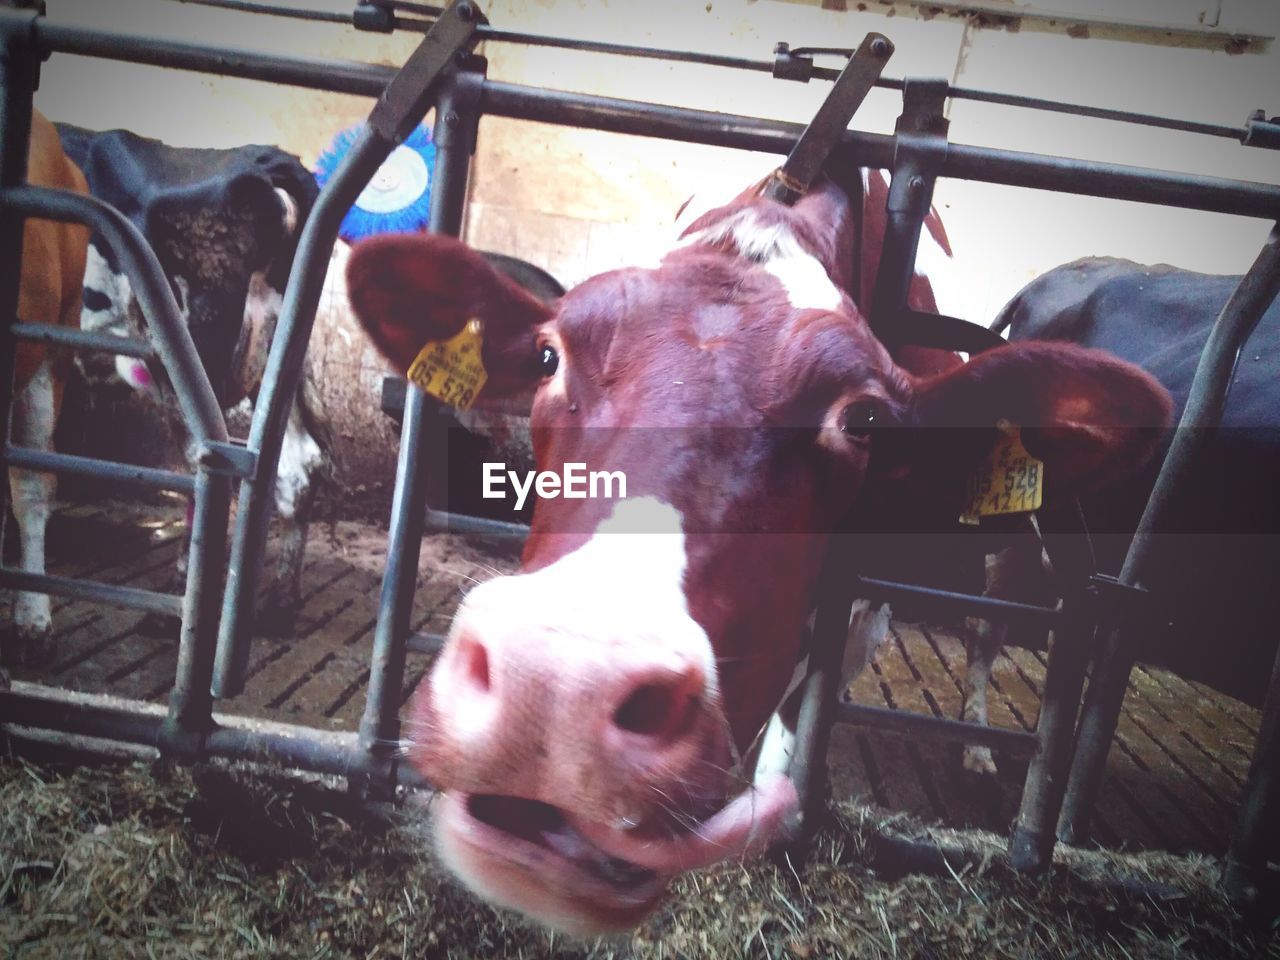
[
  {"xmin": 405, "ymin": 318, "xmax": 488, "ymax": 411},
  {"xmin": 959, "ymin": 423, "xmax": 1045, "ymax": 525}
]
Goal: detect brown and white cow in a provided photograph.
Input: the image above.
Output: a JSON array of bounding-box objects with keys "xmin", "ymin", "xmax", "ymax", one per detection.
[
  {"xmin": 347, "ymin": 173, "xmax": 1171, "ymax": 933},
  {"xmin": 2, "ymin": 112, "xmax": 90, "ymax": 665}
]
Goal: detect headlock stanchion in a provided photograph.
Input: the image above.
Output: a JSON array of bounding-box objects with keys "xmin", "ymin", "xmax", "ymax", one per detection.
[
  {"xmin": 0, "ymin": 0, "xmax": 1278, "ymax": 898},
  {"xmin": 212, "ymin": 0, "xmax": 485, "ymax": 698},
  {"xmin": 1058, "ymin": 224, "xmax": 1280, "ymax": 885}
]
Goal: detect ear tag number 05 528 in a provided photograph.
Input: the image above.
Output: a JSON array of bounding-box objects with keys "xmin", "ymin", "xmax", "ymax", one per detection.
[
  {"xmin": 959, "ymin": 422, "xmax": 1044, "ymax": 525},
  {"xmin": 406, "ymin": 318, "xmax": 488, "ymax": 411}
]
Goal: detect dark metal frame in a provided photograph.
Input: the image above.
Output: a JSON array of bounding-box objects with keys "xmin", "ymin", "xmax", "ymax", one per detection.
[{"xmin": 0, "ymin": 0, "xmax": 1278, "ymax": 894}]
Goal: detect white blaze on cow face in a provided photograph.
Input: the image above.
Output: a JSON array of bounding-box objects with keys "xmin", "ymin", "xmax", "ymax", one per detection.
[
  {"xmin": 415, "ymin": 496, "xmax": 783, "ymax": 932},
  {"xmin": 80, "ymin": 244, "xmax": 157, "ymax": 393},
  {"xmin": 677, "ymin": 206, "xmax": 844, "ymax": 312}
]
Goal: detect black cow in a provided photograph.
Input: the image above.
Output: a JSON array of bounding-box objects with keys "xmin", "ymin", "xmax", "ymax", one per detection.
[
  {"xmin": 974, "ymin": 257, "xmax": 1280, "ymax": 743},
  {"xmin": 56, "ymin": 125, "xmax": 322, "ymax": 629}
]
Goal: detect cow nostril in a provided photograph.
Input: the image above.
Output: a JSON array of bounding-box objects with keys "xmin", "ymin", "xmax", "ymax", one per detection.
[
  {"xmin": 456, "ymin": 635, "xmax": 491, "ymax": 694},
  {"xmin": 613, "ymin": 677, "xmax": 701, "ymax": 741}
]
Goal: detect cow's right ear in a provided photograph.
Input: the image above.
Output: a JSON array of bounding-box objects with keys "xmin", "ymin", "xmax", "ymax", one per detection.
[{"xmin": 346, "ymin": 233, "xmax": 554, "ymax": 401}]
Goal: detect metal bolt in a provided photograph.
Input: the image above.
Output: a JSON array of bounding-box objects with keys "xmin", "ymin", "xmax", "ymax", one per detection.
[
  {"xmin": 445, "ymin": 110, "xmax": 460, "ymax": 126},
  {"xmin": 870, "ymin": 36, "xmax": 891, "ymax": 58},
  {"xmin": 908, "ymin": 175, "xmax": 925, "ymax": 192},
  {"xmin": 774, "ymin": 41, "xmax": 790, "ymax": 54},
  {"xmin": 455, "ymin": 1, "xmax": 476, "ymax": 21}
]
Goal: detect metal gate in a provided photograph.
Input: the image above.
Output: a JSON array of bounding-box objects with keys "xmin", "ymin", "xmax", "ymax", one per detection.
[{"xmin": 1, "ymin": 0, "xmax": 1278, "ymax": 900}]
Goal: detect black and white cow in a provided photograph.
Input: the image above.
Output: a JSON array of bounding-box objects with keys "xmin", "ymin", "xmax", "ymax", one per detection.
[
  {"xmin": 961, "ymin": 257, "xmax": 1280, "ymax": 772},
  {"xmin": 56, "ymin": 125, "xmax": 322, "ymax": 629}
]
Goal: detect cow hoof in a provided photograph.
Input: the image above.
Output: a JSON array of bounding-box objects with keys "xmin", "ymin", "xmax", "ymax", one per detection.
[
  {"xmin": 962, "ymin": 746, "xmax": 998, "ymax": 777},
  {"xmin": 136, "ymin": 611, "xmax": 182, "ymax": 639},
  {"xmin": 0, "ymin": 623, "xmax": 57, "ymax": 667},
  {"xmin": 255, "ymin": 600, "xmax": 298, "ymax": 638}
]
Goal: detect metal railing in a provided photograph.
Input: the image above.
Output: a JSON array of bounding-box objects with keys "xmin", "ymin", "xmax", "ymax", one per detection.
[{"xmin": 0, "ymin": 0, "xmax": 1277, "ymax": 896}]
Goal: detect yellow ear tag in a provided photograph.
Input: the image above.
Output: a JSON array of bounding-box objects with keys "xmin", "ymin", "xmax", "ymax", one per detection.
[
  {"xmin": 405, "ymin": 318, "xmax": 488, "ymax": 411},
  {"xmin": 959, "ymin": 422, "xmax": 1045, "ymax": 525}
]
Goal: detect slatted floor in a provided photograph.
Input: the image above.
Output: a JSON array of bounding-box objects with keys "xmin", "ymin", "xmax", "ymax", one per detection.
[{"xmin": 4, "ymin": 498, "xmax": 1262, "ymax": 857}]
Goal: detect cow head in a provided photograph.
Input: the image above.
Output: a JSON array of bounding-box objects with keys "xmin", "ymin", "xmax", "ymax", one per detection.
[
  {"xmin": 143, "ymin": 170, "xmax": 303, "ymax": 406},
  {"xmin": 347, "ymin": 178, "xmax": 1171, "ymax": 933}
]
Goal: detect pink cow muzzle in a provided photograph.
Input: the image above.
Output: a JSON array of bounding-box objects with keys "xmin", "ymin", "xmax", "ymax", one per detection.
[{"xmin": 404, "ymin": 500, "xmax": 798, "ymax": 933}]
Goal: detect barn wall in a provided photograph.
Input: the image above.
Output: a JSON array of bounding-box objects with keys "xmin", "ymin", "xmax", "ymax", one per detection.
[{"xmin": 31, "ymin": 0, "xmax": 1280, "ymax": 500}]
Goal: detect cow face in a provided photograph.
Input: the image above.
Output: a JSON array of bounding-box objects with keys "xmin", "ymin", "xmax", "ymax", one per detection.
[
  {"xmin": 347, "ymin": 179, "xmax": 1171, "ymax": 933},
  {"xmin": 144, "ymin": 173, "xmax": 296, "ymax": 407}
]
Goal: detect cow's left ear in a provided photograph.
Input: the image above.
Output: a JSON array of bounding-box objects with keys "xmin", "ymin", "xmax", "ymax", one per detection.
[
  {"xmin": 347, "ymin": 233, "xmax": 554, "ymax": 403},
  {"xmin": 890, "ymin": 341, "xmax": 1173, "ymax": 509}
]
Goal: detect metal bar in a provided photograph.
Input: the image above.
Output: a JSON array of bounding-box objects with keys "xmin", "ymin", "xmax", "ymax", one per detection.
[
  {"xmin": 3, "ymin": 444, "xmax": 195, "ymax": 494},
  {"xmin": 835, "ymin": 702, "xmax": 1037, "ymax": 755},
  {"xmin": 166, "ymin": 0, "xmax": 350, "ymax": 23},
  {"xmin": 422, "ymin": 507, "xmax": 528, "ymax": 539},
  {"xmin": 869, "ymin": 78, "xmax": 949, "ymax": 340},
  {"xmin": 1223, "ymin": 639, "xmax": 1280, "ymax": 904},
  {"xmin": 28, "ymin": 12, "xmax": 1271, "ymax": 152},
  {"xmin": 9, "ymin": 321, "xmax": 153, "ymax": 359},
  {"xmin": 406, "ymin": 632, "xmax": 446, "ymax": 655},
  {"xmin": 19, "ymin": 16, "xmax": 1280, "ymax": 216},
  {"xmin": 0, "ymin": 685, "xmax": 432, "ymax": 788},
  {"xmin": 939, "ymin": 142, "xmax": 1280, "ymax": 219},
  {"xmin": 952, "ymin": 85, "xmax": 1245, "ymax": 142},
  {"xmin": 31, "ymin": 17, "xmax": 396, "ymax": 97},
  {"xmin": 1009, "ymin": 507, "xmax": 1097, "ymax": 871},
  {"xmin": 0, "ymin": 9, "xmax": 37, "ymax": 601},
  {"xmin": 1058, "ymin": 224, "xmax": 1280, "ymax": 845},
  {"xmin": 0, "ymin": 185, "xmax": 227, "ymax": 445},
  {"xmin": 781, "ymin": 559, "xmax": 855, "ymax": 862},
  {"xmin": 478, "ymin": 82, "xmax": 1280, "ymax": 220},
  {"xmin": 763, "ymin": 32, "xmax": 893, "ymax": 204},
  {"xmin": 854, "ymin": 576, "xmax": 1061, "ymax": 629},
  {"xmin": 355, "ymin": 64, "xmax": 482, "ymax": 797},
  {"xmin": 215, "ymin": 3, "xmax": 483, "ymax": 697},
  {"xmin": 162, "ymin": 467, "xmax": 232, "ymax": 757},
  {"xmin": 0, "ymin": 568, "xmax": 182, "ymax": 616}
]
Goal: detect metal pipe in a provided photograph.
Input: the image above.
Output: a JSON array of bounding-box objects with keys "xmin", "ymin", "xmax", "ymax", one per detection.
[
  {"xmin": 422, "ymin": 508, "xmax": 527, "ymax": 539},
  {"xmin": 0, "ymin": 568, "xmax": 182, "ymax": 616},
  {"xmin": 0, "ymin": 685, "xmax": 432, "ymax": 788},
  {"xmin": 216, "ymin": 1, "xmax": 482, "ymax": 696},
  {"xmin": 835, "ymin": 702, "xmax": 1037, "ymax": 755},
  {"xmin": 940, "ymin": 143, "xmax": 1280, "ymax": 220},
  {"xmin": 1058, "ymin": 224, "xmax": 1280, "ymax": 845},
  {"xmin": 783, "ymin": 562, "xmax": 855, "ymax": 860},
  {"xmin": 1223, "ymin": 640, "xmax": 1280, "ymax": 904},
  {"xmin": 214, "ymin": 122, "xmax": 395, "ymax": 696},
  {"xmin": 10, "ymin": 321, "xmax": 153, "ymax": 359},
  {"xmin": 163, "ymin": 467, "xmax": 232, "ymax": 757},
  {"xmin": 855, "ymin": 575, "xmax": 1061, "ymax": 629},
  {"xmin": 21, "ymin": 16, "xmax": 1280, "ymax": 216},
  {"xmin": 0, "ymin": 11, "xmax": 37, "ymax": 590},
  {"xmin": 355, "ymin": 66, "xmax": 481, "ymax": 794},
  {"xmin": 0, "ymin": 185, "xmax": 227, "ymax": 444},
  {"xmin": 32, "ymin": 18, "xmax": 396, "ymax": 96},
  {"xmin": 3, "ymin": 444, "xmax": 195, "ymax": 494}
]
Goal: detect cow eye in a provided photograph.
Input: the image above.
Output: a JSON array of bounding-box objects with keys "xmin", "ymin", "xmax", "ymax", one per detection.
[
  {"xmin": 539, "ymin": 343, "xmax": 560, "ymax": 377},
  {"xmin": 839, "ymin": 400, "xmax": 882, "ymax": 442}
]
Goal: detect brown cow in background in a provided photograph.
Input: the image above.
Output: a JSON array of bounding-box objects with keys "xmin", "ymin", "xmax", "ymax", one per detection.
[{"xmin": 2, "ymin": 111, "xmax": 90, "ymax": 665}]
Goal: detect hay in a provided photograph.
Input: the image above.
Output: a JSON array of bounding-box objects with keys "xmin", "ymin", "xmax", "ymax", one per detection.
[{"xmin": 1, "ymin": 752, "xmax": 1276, "ymax": 960}]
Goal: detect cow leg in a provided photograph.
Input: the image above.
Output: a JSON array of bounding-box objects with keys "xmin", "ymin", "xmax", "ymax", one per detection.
[
  {"xmin": 753, "ymin": 600, "xmax": 891, "ymax": 786},
  {"xmin": 259, "ymin": 397, "xmax": 322, "ymax": 635},
  {"xmin": 4, "ymin": 362, "xmax": 60, "ymax": 664},
  {"xmin": 961, "ymin": 617, "xmax": 1004, "ymax": 775}
]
